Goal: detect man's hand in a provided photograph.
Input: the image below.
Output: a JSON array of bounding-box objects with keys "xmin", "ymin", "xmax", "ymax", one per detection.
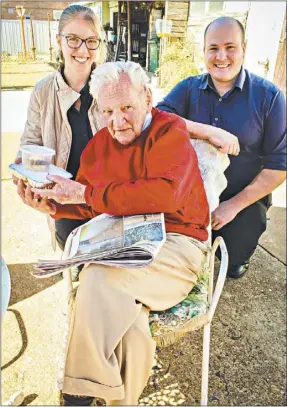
[
  {"xmin": 211, "ymin": 200, "xmax": 241, "ymax": 230},
  {"xmin": 185, "ymin": 119, "xmax": 240, "ymax": 156},
  {"xmin": 32, "ymin": 175, "xmax": 87, "ymax": 205},
  {"xmin": 207, "ymin": 127, "xmax": 240, "ymax": 156},
  {"xmin": 17, "ymin": 179, "xmax": 56, "ymax": 215}
]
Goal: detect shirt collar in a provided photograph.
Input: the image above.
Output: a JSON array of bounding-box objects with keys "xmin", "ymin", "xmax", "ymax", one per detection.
[
  {"xmin": 142, "ymin": 112, "xmax": 152, "ymax": 133},
  {"xmin": 199, "ymin": 67, "xmax": 246, "ymax": 92}
]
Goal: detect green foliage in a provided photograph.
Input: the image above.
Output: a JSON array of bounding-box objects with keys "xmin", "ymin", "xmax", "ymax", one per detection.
[
  {"xmin": 156, "ymin": 40, "xmax": 199, "ymax": 93},
  {"xmin": 1, "ymin": 52, "xmax": 12, "ymax": 62}
]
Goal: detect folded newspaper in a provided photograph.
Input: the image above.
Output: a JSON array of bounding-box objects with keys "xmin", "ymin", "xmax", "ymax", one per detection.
[{"xmin": 32, "ymin": 213, "xmax": 166, "ymax": 278}]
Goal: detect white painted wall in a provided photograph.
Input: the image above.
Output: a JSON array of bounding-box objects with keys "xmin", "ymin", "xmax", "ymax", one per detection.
[{"xmin": 244, "ymin": 1, "xmax": 285, "ymax": 80}]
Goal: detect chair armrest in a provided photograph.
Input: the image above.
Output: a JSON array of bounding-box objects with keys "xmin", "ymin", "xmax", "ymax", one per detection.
[{"xmin": 207, "ymin": 236, "xmax": 228, "ymax": 321}]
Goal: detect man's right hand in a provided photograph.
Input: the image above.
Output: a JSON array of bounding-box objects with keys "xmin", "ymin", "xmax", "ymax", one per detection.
[
  {"xmin": 17, "ymin": 179, "xmax": 56, "ymax": 215},
  {"xmin": 185, "ymin": 119, "xmax": 240, "ymax": 156},
  {"xmin": 206, "ymin": 126, "xmax": 240, "ymax": 156}
]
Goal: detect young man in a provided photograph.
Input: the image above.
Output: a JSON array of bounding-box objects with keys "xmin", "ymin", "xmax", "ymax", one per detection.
[{"xmin": 157, "ymin": 16, "xmax": 286, "ymax": 279}]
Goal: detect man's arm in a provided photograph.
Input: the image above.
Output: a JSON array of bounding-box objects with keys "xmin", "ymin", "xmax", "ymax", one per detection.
[
  {"xmin": 212, "ymin": 89, "xmax": 286, "ymax": 230},
  {"xmin": 212, "ymin": 169, "xmax": 286, "ymax": 230},
  {"xmin": 157, "ymin": 79, "xmax": 240, "ymax": 155},
  {"xmin": 184, "ymin": 119, "xmax": 240, "ymax": 156}
]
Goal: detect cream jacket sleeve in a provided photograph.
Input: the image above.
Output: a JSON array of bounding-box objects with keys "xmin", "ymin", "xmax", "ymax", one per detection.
[{"xmin": 16, "ymin": 88, "xmax": 43, "ymax": 159}]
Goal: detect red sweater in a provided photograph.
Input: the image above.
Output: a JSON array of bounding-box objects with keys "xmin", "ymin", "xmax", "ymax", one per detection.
[{"xmin": 53, "ymin": 108, "xmax": 209, "ymax": 241}]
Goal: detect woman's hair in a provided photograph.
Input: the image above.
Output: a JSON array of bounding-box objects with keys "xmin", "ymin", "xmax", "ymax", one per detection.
[
  {"xmin": 89, "ymin": 61, "xmax": 151, "ymax": 100},
  {"xmin": 56, "ymin": 4, "xmax": 106, "ymax": 68}
]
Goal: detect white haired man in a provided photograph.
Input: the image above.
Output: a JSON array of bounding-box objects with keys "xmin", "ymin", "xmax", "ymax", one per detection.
[{"xmin": 18, "ymin": 61, "xmax": 209, "ymax": 406}]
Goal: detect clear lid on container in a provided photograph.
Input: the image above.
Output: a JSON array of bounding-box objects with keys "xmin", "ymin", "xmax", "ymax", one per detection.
[{"xmin": 20, "ymin": 145, "xmax": 55, "ymax": 156}]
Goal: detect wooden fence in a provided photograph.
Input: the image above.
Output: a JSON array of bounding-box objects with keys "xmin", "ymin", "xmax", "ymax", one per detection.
[{"xmin": 1, "ymin": 19, "xmax": 58, "ymax": 55}]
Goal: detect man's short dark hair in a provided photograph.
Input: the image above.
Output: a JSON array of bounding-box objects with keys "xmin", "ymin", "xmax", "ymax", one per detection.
[{"xmin": 204, "ymin": 17, "xmax": 245, "ymax": 44}]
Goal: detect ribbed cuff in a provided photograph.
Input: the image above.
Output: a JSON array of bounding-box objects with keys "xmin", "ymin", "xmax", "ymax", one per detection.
[{"xmin": 84, "ymin": 184, "xmax": 94, "ymax": 207}]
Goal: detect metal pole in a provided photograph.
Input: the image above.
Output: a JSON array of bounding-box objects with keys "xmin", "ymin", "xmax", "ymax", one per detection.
[
  {"xmin": 47, "ymin": 13, "xmax": 53, "ymax": 62},
  {"xmin": 127, "ymin": 1, "xmax": 132, "ymax": 61},
  {"xmin": 30, "ymin": 16, "xmax": 37, "ymax": 60}
]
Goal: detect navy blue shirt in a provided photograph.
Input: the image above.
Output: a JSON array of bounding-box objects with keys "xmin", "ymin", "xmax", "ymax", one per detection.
[{"xmin": 157, "ymin": 68, "xmax": 286, "ymax": 198}]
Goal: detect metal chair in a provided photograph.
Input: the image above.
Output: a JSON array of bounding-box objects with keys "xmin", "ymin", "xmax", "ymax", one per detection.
[
  {"xmin": 1, "ymin": 256, "xmax": 25, "ymax": 406},
  {"xmin": 60, "ymin": 140, "xmax": 230, "ymax": 406}
]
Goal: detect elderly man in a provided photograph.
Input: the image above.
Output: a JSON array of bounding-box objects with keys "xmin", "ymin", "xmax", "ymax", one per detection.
[
  {"xmin": 157, "ymin": 16, "xmax": 286, "ymax": 279},
  {"xmin": 19, "ymin": 61, "xmax": 209, "ymax": 406}
]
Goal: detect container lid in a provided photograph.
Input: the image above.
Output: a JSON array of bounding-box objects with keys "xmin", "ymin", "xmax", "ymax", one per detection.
[{"xmin": 20, "ymin": 145, "xmax": 55, "ymax": 156}]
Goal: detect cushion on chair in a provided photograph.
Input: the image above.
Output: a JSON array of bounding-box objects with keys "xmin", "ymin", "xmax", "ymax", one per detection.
[
  {"xmin": 148, "ymin": 140, "xmax": 230, "ymax": 347},
  {"xmin": 149, "ymin": 257, "xmax": 210, "ymax": 347}
]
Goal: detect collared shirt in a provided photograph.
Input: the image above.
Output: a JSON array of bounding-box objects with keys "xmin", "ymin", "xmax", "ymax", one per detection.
[{"xmin": 157, "ymin": 68, "xmax": 286, "ymax": 198}]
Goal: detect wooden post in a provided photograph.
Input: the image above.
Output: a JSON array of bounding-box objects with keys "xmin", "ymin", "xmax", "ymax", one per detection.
[
  {"xmin": 20, "ymin": 15, "xmax": 27, "ymax": 58},
  {"xmin": 47, "ymin": 12, "xmax": 53, "ymax": 61},
  {"xmin": 114, "ymin": 1, "xmax": 122, "ymax": 61},
  {"xmin": 163, "ymin": 1, "xmax": 168, "ymax": 53},
  {"xmin": 16, "ymin": 6, "xmax": 27, "ymax": 58},
  {"xmin": 30, "ymin": 16, "xmax": 36, "ymax": 60},
  {"xmin": 127, "ymin": 1, "xmax": 132, "ymax": 61}
]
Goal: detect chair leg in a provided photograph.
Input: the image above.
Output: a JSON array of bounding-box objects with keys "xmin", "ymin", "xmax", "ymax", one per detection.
[
  {"xmin": 201, "ymin": 322, "xmax": 211, "ymax": 406},
  {"xmin": 63, "ymin": 269, "xmax": 73, "ymax": 316}
]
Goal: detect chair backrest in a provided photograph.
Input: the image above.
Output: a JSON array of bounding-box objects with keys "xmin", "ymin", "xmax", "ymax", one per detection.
[
  {"xmin": 190, "ymin": 139, "xmax": 230, "ymax": 244},
  {"xmin": 190, "ymin": 139, "xmax": 230, "ymax": 213}
]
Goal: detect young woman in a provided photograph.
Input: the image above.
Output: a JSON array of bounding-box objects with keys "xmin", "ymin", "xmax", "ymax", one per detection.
[{"xmin": 16, "ymin": 5, "xmax": 106, "ymax": 271}]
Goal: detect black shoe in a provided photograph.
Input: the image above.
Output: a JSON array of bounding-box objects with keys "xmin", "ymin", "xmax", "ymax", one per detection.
[
  {"xmin": 227, "ymin": 263, "xmax": 249, "ymax": 279},
  {"xmin": 62, "ymin": 393, "xmax": 94, "ymax": 406}
]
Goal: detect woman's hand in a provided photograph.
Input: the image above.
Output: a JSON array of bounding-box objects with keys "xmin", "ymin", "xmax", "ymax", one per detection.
[
  {"xmin": 32, "ymin": 175, "xmax": 87, "ymax": 205},
  {"xmin": 12, "ymin": 157, "xmax": 22, "ymax": 185},
  {"xmin": 17, "ymin": 179, "xmax": 56, "ymax": 215}
]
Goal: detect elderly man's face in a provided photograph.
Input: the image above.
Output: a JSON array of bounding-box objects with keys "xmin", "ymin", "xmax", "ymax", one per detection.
[
  {"xmin": 98, "ymin": 74, "xmax": 152, "ymax": 145},
  {"xmin": 204, "ymin": 21, "xmax": 246, "ymax": 87}
]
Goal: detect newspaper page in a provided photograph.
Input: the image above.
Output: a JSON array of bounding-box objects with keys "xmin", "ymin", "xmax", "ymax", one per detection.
[{"xmin": 32, "ymin": 213, "xmax": 166, "ymax": 278}]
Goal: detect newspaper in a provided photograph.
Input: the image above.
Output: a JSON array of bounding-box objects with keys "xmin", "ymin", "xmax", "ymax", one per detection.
[{"xmin": 32, "ymin": 213, "xmax": 166, "ymax": 278}]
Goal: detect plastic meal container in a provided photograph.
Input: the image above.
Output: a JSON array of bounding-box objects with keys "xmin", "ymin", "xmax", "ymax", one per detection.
[{"xmin": 20, "ymin": 145, "xmax": 56, "ymax": 172}]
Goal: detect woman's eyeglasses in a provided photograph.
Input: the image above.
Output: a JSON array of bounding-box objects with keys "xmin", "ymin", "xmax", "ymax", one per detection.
[{"xmin": 60, "ymin": 34, "xmax": 101, "ymax": 50}]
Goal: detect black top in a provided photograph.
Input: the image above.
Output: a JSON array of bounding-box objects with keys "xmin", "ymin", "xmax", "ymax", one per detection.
[
  {"xmin": 55, "ymin": 80, "xmax": 93, "ymax": 247},
  {"xmin": 66, "ymin": 82, "xmax": 93, "ymax": 179}
]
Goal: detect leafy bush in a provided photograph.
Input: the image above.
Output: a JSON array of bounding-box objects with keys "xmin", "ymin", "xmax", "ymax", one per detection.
[
  {"xmin": 1, "ymin": 52, "xmax": 12, "ymax": 62},
  {"xmin": 156, "ymin": 40, "xmax": 199, "ymax": 92}
]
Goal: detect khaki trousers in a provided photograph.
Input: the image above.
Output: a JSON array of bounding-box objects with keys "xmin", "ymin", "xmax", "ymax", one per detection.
[{"xmin": 63, "ymin": 233, "xmax": 206, "ymax": 405}]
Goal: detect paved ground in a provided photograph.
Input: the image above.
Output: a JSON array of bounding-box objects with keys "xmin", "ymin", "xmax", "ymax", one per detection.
[{"xmin": 1, "ymin": 87, "xmax": 286, "ymax": 406}]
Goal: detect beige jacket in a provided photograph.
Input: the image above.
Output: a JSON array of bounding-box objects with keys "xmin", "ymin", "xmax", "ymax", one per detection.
[{"xmin": 19, "ymin": 70, "xmax": 103, "ymax": 249}]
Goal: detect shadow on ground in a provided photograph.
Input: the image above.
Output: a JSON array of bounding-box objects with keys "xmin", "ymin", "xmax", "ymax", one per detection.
[
  {"xmin": 1, "ymin": 309, "xmax": 28, "ymax": 370},
  {"xmin": 21, "ymin": 393, "xmax": 38, "ymax": 405},
  {"xmin": 8, "ymin": 263, "xmax": 61, "ymax": 306}
]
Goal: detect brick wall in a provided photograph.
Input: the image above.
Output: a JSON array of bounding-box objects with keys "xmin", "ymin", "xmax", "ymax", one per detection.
[
  {"xmin": 2, "ymin": 1, "xmax": 74, "ymax": 21},
  {"xmin": 167, "ymin": 1, "xmax": 189, "ymax": 38}
]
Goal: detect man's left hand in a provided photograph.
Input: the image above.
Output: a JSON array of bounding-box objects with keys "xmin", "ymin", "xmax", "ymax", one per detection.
[
  {"xmin": 211, "ymin": 200, "xmax": 240, "ymax": 230},
  {"xmin": 32, "ymin": 175, "xmax": 86, "ymax": 205}
]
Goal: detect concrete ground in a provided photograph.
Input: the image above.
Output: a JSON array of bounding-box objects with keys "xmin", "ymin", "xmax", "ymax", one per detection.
[{"xmin": 1, "ymin": 88, "xmax": 286, "ymax": 406}]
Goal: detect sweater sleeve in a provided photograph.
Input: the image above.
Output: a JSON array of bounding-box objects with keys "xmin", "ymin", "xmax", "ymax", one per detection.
[
  {"xmin": 84, "ymin": 119, "xmax": 198, "ymax": 215},
  {"xmin": 51, "ymin": 143, "xmax": 98, "ymax": 220},
  {"xmin": 51, "ymin": 203, "xmax": 94, "ymax": 220}
]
